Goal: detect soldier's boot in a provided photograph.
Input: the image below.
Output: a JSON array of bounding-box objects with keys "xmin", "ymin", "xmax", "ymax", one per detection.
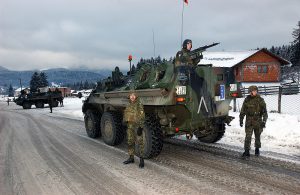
[
  {"xmin": 123, "ymin": 155, "xmax": 134, "ymax": 164},
  {"xmin": 242, "ymin": 150, "xmax": 250, "ymax": 158},
  {"xmin": 139, "ymin": 157, "xmax": 144, "ymax": 168},
  {"xmin": 255, "ymin": 148, "xmax": 260, "ymax": 156}
]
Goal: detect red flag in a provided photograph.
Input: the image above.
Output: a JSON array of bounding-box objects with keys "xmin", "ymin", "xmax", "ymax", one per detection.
[{"xmin": 184, "ymin": 0, "xmax": 188, "ymax": 5}]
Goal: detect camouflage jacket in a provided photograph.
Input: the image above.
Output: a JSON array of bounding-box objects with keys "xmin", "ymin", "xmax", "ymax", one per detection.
[
  {"xmin": 240, "ymin": 95, "xmax": 268, "ymax": 124},
  {"xmin": 175, "ymin": 48, "xmax": 200, "ymax": 67},
  {"xmin": 123, "ymin": 98, "xmax": 145, "ymax": 127}
]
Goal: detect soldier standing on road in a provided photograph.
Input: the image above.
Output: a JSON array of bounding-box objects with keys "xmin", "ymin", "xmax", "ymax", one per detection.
[
  {"xmin": 7, "ymin": 98, "xmax": 10, "ymax": 106},
  {"xmin": 48, "ymin": 89, "xmax": 53, "ymax": 113},
  {"xmin": 240, "ymin": 85, "xmax": 268, "ymax": 158},
  {"xmin": 123, "ymin": 92, "xmax": 145, "ymax": 168},
  {"xmin": 175, "ymin": 39, "xmax": 202, "ymax": 67},
  {"xmin": 59, "ymin": 97, "xmax": 64, "ymax": 107}
]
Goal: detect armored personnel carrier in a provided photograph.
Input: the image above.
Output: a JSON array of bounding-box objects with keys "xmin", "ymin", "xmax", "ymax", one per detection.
[
  {"xmin": 82, "ymin": 45, "xmax": 241, "ymax": 159},
  {"xmin": 14, "ymin": 89, "xmax": 63, "ymax": 109}
]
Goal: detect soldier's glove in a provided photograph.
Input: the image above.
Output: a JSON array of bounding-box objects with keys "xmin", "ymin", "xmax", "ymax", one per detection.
[
  {"xmin": 240, "ymin": 120, "xmax": 243, "ymax": 127},
  {"xmin": 261, "ymin": 122, "xmax": 266, "ymax": 128},
  {"xmin": 137, "ymin": 127, "xmax": 143, "ymax": 136}
]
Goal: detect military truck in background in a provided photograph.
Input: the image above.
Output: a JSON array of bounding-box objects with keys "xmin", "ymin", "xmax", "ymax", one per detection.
[
  {"xmin": 14, "ymin": 88, "xmax": 63, "ymax": 109},
  {"xmin": 82, "ymin": 44, "xmax": 241, "ymax": 159}
]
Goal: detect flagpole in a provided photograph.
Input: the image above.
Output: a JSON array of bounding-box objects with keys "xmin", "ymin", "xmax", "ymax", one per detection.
[
  {"xmin": 152, "ymin": 29, "xmax": 156, "ymax": 57},
  {"xmin": 180, "ymin": 0, "xmax": 185, "ymax": 48}
]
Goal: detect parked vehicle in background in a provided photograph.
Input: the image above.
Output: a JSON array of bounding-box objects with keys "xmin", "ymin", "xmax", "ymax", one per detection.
[{"xmin": 14, "ymin": 89, "xmax": 63, "ymax": 109}]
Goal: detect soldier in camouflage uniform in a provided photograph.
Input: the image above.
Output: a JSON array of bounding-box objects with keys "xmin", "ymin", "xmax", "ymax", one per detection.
[
  {"xmin": 175, "ymin": 39, "xmax": 202, "ymax": 67},
  {"xmin": 48, "ymin": 89, "xmax": 53, "ymax": 113},
  {"xmin": 123, "ymin": 92, "xmax": 146, "ymax": 168},
  {"xmin": 240, "ymin": 85, "xmax": 268, "ymax": 158}
]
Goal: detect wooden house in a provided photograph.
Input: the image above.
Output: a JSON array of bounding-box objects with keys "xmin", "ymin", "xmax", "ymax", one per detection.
[{"xmin": 200, "ymin": 49, "xmax": 291, "ymax": 86}]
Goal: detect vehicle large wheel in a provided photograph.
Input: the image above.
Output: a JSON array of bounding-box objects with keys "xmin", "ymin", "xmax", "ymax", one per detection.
[
  {"xmin": 101, "ymin": 111, "xmax": 125, "ymax": 146},
  {"xmin": 52, "ymin": 100, "xmax": 59, "ymax": 107},
  {"xmin": 35, "ymin": 101, "xmax": 44, "ymax": 108},
  {"xmin": 84, "ymin": 110, "xmax": 101, "ymax": 138},
  {"xmin": 139, "ymin": 114, "xmax": 163, "ymax": 159},
  {"xmin": 22, "ymin": 102, "xmax": 32, "ymax": 109},
  {"xmin": 196, "ymin": 123, "xmax": 225, "ymax": 143}
]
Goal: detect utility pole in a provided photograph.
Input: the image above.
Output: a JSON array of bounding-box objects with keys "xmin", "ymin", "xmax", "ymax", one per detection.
[{"xmin": 19, "ymin": 78, "xmax": 23, "ymax": 90}]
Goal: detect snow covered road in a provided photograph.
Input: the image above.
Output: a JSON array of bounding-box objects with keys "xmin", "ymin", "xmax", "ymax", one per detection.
[{"xmin": 1, "ymin": 101, "xmax": 300, "ymax": 194}]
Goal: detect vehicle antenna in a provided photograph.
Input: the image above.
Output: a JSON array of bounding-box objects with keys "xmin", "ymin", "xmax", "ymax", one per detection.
[{"xmin": 152, "ymin": 29, "xmax": 156, "ymax": 58}]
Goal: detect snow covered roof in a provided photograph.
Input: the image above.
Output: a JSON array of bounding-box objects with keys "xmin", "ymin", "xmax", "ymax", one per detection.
[
  {"xmin": 15, "ymin": 87, "xmax": 29, "ymax": 92},
  {"xmin": 199, "ymin": 49, "xmax": 291, "ymax": 68},
  {"xmin": 199, "ymin": 50, "xmax": 257, "ymax": 68}
]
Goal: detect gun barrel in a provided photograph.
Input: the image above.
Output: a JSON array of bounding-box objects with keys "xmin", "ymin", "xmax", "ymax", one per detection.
[
  {"xmin": 193, "ymin": 42, "xmax": 220, "ymax": 53},
  {"xmin": 189, "ymin": 42, "xmax": 220, "ymax": 60}
]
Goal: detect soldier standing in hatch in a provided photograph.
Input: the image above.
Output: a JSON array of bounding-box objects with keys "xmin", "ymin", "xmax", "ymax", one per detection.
[
  {"xmin": 240, "ymin": 85, "xmax": 268, "ymax": 158},
  {"xmin": 175, "ymin": 39, "xmax": 202, "ymax": 67},
  {"xmin": 123, "ymin": 92, "xmax": 145, "ymax": 168}
]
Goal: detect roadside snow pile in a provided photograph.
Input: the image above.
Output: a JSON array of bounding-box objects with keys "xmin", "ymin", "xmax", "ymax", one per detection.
[
  {"xmin": 0, "ymin": 95, "xmax": 13, "ymax": 101},
  {"xmin": 57, "ymin": 97, "xmax": 85, "ymax": 120}
]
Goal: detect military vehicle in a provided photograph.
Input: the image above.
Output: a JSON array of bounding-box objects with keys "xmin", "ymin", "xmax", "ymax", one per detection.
[
  {"xmin": 82, "ymin": 44, "xmax": 241, "ymax": 159},
  {"xmin": 14, "ymin": 89, "xmax": 63, "ymax": 109}
]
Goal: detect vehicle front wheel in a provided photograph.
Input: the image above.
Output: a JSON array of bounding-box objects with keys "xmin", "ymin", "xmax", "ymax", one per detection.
[
  {"xmin": 22, "ymin": 102, "xmax": 32, "ymax": 109},
  {"xmin": 100, "ymin": 111, "xmax": 125, "ymax": 146},
  {"xmin": 52, "ymin": 100, "xmax": 59, "ymax": 107},
  {"xmin": 35, "ymin": 101, "xmax": 44, "ymax": 108},
  {"xmin": 84, "ymin": 110, "xmax": 101, "ymax": 138}
]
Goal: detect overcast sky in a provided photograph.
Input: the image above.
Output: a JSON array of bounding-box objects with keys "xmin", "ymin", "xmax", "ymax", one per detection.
[{"xmin": 0, "ymin": 0, "xmax": 299, "ymax": 71}]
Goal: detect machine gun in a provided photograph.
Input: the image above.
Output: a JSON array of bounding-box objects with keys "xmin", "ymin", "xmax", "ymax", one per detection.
[{"xmin": 189, "ymin": 42, "xmax": 220, "ymax": 60}]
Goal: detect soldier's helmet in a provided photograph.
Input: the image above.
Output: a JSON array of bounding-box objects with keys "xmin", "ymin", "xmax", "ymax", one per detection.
[
  {"xmin": 183, "ymin": 39, "xmax": 192, "ymax": 49},
  {"xmin": 248, "ymin": 85, "xmax": 258, "ymax": 93}
]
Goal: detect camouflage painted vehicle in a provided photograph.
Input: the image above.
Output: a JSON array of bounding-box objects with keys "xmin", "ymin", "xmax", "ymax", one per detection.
[
  {"xmin": 82, "ymin": 47, "xmax": 241, "ymax": 159},
  {"xmin": 14, "ymin": 89, "xmax": 63, "ymax": 109}
]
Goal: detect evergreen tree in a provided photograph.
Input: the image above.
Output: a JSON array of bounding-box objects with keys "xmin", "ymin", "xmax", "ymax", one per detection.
[
  {"xmin": 131, "ymin": 65, "xmax": 136, "ymax": 73},
  {"xmin": 83, "ymin": 80, "xmax": 89, "ymax": 89},
  {"xmin": 291, "ymin": 21, "xmax": 300, "ymax": 66},
  {"xmin": 40, "ymin": 72, "xmax": 49, "ymax": 87},
  {"xmin": 79, "ymin": 81, "xmax": 83, "ymax": 90},
  {"xmin": 156, "ymin": 55, "xmax": 162, "ymax": 63},
  {"xmin": 30, "ymin": 72, "xmax": 41, "ymax": 92},
  {"xmin": 270, "ymin": 46, "xmax": 276, "ymax": 54},
  {"xmin": 8, "ymin": 84, "xmax": 14, "ymax": 97}
]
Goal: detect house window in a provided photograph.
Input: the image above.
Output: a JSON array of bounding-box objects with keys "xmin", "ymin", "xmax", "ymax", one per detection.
[
  {"xmin": 257, "ymin": 65, "xmax": 268, "ymax": 73},
  {"xmin": 217, "ymin": 74, "xmax": 224, "ymax": 81}
]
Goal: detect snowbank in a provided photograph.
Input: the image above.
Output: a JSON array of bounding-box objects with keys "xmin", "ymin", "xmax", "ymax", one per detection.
[{"xmin": 57, "ymin": 97, "xmax": 85, "ymax": 120}]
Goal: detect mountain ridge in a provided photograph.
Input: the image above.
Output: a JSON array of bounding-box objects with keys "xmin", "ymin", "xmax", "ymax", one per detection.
[{"xmin": 0, "ymin": 67, "xmax": 110, "ymax": 87}]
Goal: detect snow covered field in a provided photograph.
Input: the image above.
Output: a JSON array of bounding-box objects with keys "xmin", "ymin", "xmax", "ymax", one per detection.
[{"xmin": 1, "ymin": 95, "xmax": 299, "ymax": 157}]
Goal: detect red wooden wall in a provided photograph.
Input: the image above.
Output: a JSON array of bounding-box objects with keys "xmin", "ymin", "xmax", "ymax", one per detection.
[{"xmin": 234, "ymin": 50, "xmax": 281, "ymax": 82}]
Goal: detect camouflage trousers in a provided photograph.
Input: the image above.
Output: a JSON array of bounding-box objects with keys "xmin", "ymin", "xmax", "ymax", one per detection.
[
  {"xmin": 127, "ymin": 123, "xmax": 144, "ymax": 157},
  {"xmin": 244, "ymin": 124, "xmax": 263, "ymax": 150}
]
